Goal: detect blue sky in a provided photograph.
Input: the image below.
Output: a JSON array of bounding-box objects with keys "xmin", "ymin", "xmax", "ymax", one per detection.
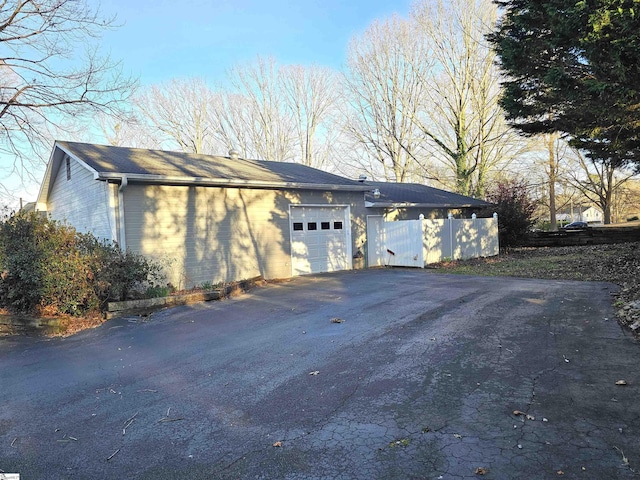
[
  {"xmin": 98, "ymin": 0, "xmax": 414, "ymax": 86},
  {"xmin": 7, "ymin": 0, "xmax": 414, "ymax": 204}
]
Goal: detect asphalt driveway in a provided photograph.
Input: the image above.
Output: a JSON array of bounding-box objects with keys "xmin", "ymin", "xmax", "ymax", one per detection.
[{"xmin": 1, "ymin": 269, "xmax": 639, "ymax": 479}]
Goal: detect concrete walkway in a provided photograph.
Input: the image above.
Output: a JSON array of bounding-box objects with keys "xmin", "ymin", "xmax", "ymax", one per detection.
[{"xmin": 0, "ymin": 269, "xmax": 638, "ymax": 479}]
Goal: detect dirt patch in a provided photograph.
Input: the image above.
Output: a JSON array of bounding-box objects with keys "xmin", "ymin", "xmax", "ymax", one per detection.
[
  {"xmin": 0, "ymin": 311, "xmax": 104, "ymax": 337},
  {"xmin": 429, "ymin": 242, "xmax": 640, "ymax": 332}
]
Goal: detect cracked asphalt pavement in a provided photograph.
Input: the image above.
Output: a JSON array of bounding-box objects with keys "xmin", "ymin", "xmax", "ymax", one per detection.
[{"xmin": 1, "ymin": 269, "xmax": 639, "ymax": 479}]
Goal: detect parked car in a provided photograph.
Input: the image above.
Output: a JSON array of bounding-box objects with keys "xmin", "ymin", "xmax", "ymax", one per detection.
[{"xmin": 562, "ymin": 221, "xmax": 589, "ymax": 230}]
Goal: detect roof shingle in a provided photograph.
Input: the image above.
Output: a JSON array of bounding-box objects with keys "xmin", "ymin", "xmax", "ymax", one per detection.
[
  {"xmin": 364, "ymin": 181, "xmax": 490, "ymax": 208},
  {"xmin": 57, "ymin": 141, "xmax": 367, "ymax": 189}
]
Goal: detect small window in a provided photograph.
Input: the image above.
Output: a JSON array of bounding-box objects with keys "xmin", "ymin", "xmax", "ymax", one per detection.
[
  {"xmin": 66, "ymin": 157, "xmax": 71, "ymax": 181},
  {"xmin": 321, "ymin": 222, "xmax": 330, "ymax": 230},
  {"xmin": 307, "ymin": 222, "xmax": 317, "ymax": 231},
  {"xmin": 334, "ymin": 221, "xmax": 343, "ymax": 230},
  {"xmin": 293, "ymin": 222, "xmax": 303, "ymax": 231}
]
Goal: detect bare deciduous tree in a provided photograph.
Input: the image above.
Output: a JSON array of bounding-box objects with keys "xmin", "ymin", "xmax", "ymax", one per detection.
[
  {"xmin": 280, "ymin": 64, "xmax": 341, "ymax": 169},
  {"xmin": 134, "ymin": 78, "xmax": 219, "ymax": 154},
  {"xmin": 409, "ymin": 0, "xmax": 520, "ymax": 196},
  {"xmin": 527, "ymin": 134, "xmax": 577, "ymax": 229},
  {"xmin": 97, "ymin": 111, "xmax": 163, "ymax": 150},
  {"xmin": 344, "ymin": 15, "xmax": 428, "ymax": 182},
  {"xmin": 228, "ymin": 57, "xmax": 296, "ymax": 161},
  {"xmin": 343, "ymin": 0, "xmax": 522, "ymax": 195},
  {"xmin": 568, "ymin": 150, "xmax": 636, "ymax": 224},
  {"xmin": 0, "ymin": 0, "xmax": 136, "ymax": 185}
]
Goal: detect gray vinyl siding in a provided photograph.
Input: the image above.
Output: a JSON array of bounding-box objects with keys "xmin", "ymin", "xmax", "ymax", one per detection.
[
  {"xmin": 122, "ymin": 184, "xmax": 366, "ymax": 289},
  {"xmin": 47, "ymin": 156, "xmax": 115, "ymax": 241}
]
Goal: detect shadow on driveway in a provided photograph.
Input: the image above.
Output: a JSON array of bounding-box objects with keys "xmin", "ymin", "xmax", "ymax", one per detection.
[{"xmin": 1, "ymin": 269, "xmax": 638, "ymax": 479}]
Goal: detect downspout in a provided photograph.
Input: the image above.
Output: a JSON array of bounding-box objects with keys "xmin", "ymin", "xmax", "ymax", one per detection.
[{"xmin": 118, "ymin": 176, "xmax": 128, "ymax": 251}]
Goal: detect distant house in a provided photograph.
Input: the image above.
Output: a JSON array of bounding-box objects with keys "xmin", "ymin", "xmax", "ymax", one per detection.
[
  {"xmin": 36, "ymin": 141, "xmax": 491, "ymax": 288},
  {"xmin": 581, "ymin": 206, "xmax": 603, "ymax": 224},
  {"xmin": 557, "ymin": 206, "xmax": 603, "ymax": 225}
]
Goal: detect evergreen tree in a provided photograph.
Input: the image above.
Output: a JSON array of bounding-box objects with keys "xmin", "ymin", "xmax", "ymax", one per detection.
[{"xmin": 488, "ymin": 0, "xmax": 640, "ymax": 169}]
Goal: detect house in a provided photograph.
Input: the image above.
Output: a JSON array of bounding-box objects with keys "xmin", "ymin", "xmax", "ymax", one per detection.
[
  {"xmin": 36, "ymin": 141, "xmax": 491, "ymax": 288},
  {"xmin": 557, "ymin": 206, "xmax": 603, "ymax": 225},
  {"xmin": 363, "ymin": 181, "xmax": 491, "ymax": 220},
  {"xmin": 581, "ymin": 206, "xmax": 603, "ymax": 224}
]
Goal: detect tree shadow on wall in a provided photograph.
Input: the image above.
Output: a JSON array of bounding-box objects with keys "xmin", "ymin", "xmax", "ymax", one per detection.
[{"xmin": 135, "ymin": 184, "xmax": 299, "ymax": 289}]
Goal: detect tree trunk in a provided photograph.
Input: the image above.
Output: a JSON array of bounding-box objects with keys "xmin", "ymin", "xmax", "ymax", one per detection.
[{"xmin": 547, "ymin": 136, "xmax": 557, "ymax": 230}]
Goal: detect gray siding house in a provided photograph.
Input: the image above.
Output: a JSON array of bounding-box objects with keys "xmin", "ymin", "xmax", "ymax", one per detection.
[{"xmin": 36, "ymin": 141, "xmax": 491, "ymax": 288}]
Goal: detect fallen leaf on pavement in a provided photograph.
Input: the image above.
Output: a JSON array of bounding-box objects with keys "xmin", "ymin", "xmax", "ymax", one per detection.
[
  {"xmin": 615, "ymin": 380, "xmax": 628, "ymax": 386},
  {"xmin": 330, "ymin": 317, "xmax": 345, "ymax": 323},
  {"xmin": 272, "ymin": 441, "xmax": 282, "ymax": 447},
  {"xmin": 475, "ymin": 467, "xmax": 488, "ymax": 475}
]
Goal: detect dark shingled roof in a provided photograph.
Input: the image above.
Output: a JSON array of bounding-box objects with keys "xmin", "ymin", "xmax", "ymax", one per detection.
[
  {"xmin": 364, "ymin": 181, "xmax": 491, "ymax": 208},
  {"xmin": 56, "ymin": 141, "xmax": 368, "ymax": 190}
]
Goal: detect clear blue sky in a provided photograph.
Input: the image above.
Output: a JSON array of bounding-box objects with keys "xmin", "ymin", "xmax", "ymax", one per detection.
[{"xmin": 98, "ymin": 0, "xmax": 414, "ymax": 86}]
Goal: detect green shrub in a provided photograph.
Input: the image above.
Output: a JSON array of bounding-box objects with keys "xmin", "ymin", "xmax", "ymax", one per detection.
[
  {"xmin": 144, "ymin": 285, "xmax": 171, "ymax": 298},
  {"xmin": 0, "ymin": 211, "xmax": 166, "ymax": 316}
]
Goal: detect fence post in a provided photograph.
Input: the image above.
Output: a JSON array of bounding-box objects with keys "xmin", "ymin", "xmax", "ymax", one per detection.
[
  {"xmin": 472, "ymin": 213, "xmax": 478, "ymax": 258},
  {"xmin": 418, "ymin": 214, "xmax": 425, "ymax": 267},
  {"xmin": 448, "ymin": 213, "xmax": 454, "ymax": 260},
  {"xmin": 493, "ymin": 212, "xmax": 499, "ymax": 252}
]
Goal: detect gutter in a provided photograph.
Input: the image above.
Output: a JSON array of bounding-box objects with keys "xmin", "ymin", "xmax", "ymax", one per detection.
[
  {"xmin": 96, "ymin": 172, "xmax": 371, "ymax": 192},
  {"xmin": 365, "ymin": 201, "xmax": 490, "ymax": 208}
]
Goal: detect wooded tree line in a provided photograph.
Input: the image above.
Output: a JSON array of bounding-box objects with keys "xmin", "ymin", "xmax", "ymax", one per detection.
[
  {"xmin": 1, "ymin": 0, "xmax": 639, "ymax": 224},
  {"xmin": 99, "ymin": 0, "xmax": 522, "ymax": 199}
]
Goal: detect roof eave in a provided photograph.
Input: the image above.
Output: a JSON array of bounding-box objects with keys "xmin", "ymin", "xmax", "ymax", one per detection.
[
  {"xmin": 97, "ymin": 173, "xmax": 372, "ymax": 191},
  {"xmin": 36, "ymin": 142, "xmax": 101, "ymax": 210},
  {"xmin": 365, "ymin": 201, "xmax": 489, "ymax": 208}
]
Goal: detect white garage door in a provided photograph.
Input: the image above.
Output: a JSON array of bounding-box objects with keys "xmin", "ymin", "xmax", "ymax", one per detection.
[{"xmin": 290, "ymin": 205, "xmax": 352, "ymax": 275}]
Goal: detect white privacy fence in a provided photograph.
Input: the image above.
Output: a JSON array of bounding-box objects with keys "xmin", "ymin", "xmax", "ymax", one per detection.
[{"xmin": 367, "ymin": 214, "xmax": 499, "ymax": 268}]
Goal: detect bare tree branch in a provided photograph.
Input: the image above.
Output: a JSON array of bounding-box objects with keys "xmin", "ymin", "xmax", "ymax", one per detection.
[{"xmin": 0, "ymin": 0, "xmax": 137, "ymax": 201}]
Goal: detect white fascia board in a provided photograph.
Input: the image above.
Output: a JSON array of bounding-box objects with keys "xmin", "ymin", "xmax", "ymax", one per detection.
[
  {"xmin": 55, "ymin": 142, "xmax": 101, "ymax": 178},
  {"xmin": 96, "ymin": 172, "xmax": 371, "ymax": 192},
  {"xmin": 36, "ymin": 142, "xmax": 104, "ymax": 210},
  {"xmin": 35, "ymin": 145, "xmax": 60, "ymax": 210},
  {"xmin": 365, "ymin": 202, "xmax": 483, "ymax": 208}
]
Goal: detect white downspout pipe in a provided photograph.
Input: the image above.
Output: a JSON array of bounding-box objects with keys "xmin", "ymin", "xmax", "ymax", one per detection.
[{"xmin": 118, "ymin": 176, "xmax": 128, "ymax": 251}]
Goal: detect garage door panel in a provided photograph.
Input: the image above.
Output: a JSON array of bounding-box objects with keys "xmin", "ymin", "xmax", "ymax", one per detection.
[{"xmin": 290, "ymin": 206, "xmax": 351, "ymax": 276}]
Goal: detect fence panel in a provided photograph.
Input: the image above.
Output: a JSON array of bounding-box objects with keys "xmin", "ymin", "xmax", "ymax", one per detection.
[
  {"xmin": 453, "ymin": 219, "xmax": 479, "ymax": 260},
  {"xmin": 478, "ymin": 216, "xmax": 499, "ymax": 257},
  {"xmin": 423, "ymin": 219, "xmax": 450, "ymax": 263},
  {"xmin": 384, "ymin": 220, "xmax": 423, "ymax": 267},
  {"xmin": 366, "ymin": 215, "xmax": 385, "ymax": 267},
  {"xmin": 366, "ymin": 215, "xmax": 498, "ymax": 268}
]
